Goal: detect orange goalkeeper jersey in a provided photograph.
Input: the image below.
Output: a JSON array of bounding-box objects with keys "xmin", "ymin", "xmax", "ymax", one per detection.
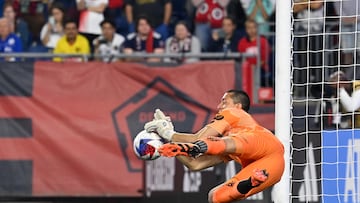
[{"xmin": 206, "ymin": 107, "xmax": 284, "ymax": 167}]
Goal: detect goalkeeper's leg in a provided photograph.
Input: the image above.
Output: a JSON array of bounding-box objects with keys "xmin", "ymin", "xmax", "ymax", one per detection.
[{"xmin": 209, "ymin": 154, "xmax": 284, "ymax": 203}]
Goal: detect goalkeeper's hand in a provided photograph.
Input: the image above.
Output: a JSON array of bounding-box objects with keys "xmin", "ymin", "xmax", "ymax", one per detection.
[
  {"xmin": 153, "ymin": 109, "xmax": 171, "ymax": 121},
  {"xmin": 144, "ymin": 109, "xmax": 175, "ymax": 141},
  {"xmin": 159, "ymin": 140, "xmax": 208, "ymax": 157}
]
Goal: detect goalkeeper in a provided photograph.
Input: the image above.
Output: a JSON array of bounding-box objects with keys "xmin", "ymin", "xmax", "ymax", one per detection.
[{"xmin": 144, "ymin": 90, "xmax": 284, "ymax": 203}]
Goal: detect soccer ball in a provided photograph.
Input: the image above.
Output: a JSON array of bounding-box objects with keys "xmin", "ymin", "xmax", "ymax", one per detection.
[{"xmin": 133, "ymin": 130, "xmax": 164, "ymax": 160}]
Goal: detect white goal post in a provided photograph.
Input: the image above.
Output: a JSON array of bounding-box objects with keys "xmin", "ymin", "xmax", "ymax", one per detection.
[
  {"xmin": 275, "ymin": 0, "xmax": 360, "ymax": 203},
  {"xmin": 274, "ymin": 0, "xmax": 291, "ymax": 202}
]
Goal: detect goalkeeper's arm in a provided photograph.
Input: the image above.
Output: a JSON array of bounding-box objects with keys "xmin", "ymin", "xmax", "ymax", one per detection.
[
  {"xmin": 145, "ymin": 116, "xmax": 220, "ymax": 142},
  {"xmin": 171, "ymin": 126, "xmax": 221, "ymax": 142},
  {"xmin": 177, "ymin": 154, "xmax": 224, "ymax": 171}
]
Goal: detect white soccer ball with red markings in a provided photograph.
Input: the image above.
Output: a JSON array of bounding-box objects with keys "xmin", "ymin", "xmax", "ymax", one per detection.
[{"xmin": 133, "ymin": 130, "xmax": 164, "ymax": 160}]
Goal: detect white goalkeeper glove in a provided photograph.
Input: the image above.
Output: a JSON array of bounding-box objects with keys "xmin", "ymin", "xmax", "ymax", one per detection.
[
  {"xmin": 144, "ymin": 109, "xmax": 176, "ymax": 141},
  {"xmin": 154, "ymin": 109, "xmax": 171, "ymax": 121}
]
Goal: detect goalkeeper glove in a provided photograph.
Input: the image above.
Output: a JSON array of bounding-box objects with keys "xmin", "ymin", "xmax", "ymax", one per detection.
[
  {"xmin": 158, "ymin": 140, "xmax": 208, "ymax": 157},
  {"xmin": 154, "ymin": 109, "xmax": 171, "ymax": 121},
  {"xmin": 145, "ymin": 109, "xmax": 176, "ymax": 141}
]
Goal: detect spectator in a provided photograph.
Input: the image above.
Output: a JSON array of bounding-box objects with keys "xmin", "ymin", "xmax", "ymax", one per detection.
[
  {"xmin": 241, "ymin": 0, "xmax": 275, "ymax": 35},
  {"xmin": 238, "ymin": 19, "xmax": 271, "ymax": 86},
  {"xmin": 49, "ymin": 0, "xmax": 79, "ymax": 22},
  {"xmin": 333, "ymin": 1, "xmax": 360, "ymax": 66},
  {"xmin": 103, "ymin": 0, "xmax": 127, "ymax": 36},
  {"xmin": 209, "ymin": 17, "xmax": 243, "ymax": 53},
  {"xmin": 53, "ymin": 19, "xmax": 90, "ymax": 62},
  {"xmin": 328, "ymin": 71, "xmax": 360, "ymax": 128},
  {"xmin": 0, "ymin": 17, "xmax": 22, "ymax": 61},
  {"xmin": 123, "ymin": 16, "xmax": 164, "ymax": 63},
  {"xmin": 227, "ymin": 0, "xmax": 247, "ymax": 34},
  {"xmin": 293, "ymin": 0, "xmax": 324, "ymax": 98},
  {"xmin": 192, "ymin": 0, "xmax": 229, "ymax": 51},
  {"xmin": 168, "ymin": 0, "xmax": 191, "ymax": 37},
  {"xmin": 40, "ymin": 3, "xmax": 65, "ymax": 50},
  {"xmin": 124, "ymin": 0, "xmax": 172, "ymax": 40},
  {"xmin": 164, "ymin": 21, "xmax": 200, "ymax": 63},
  {"xmin": 76, "ymin": 0, "xmax": 108, "ymax": 50},
  {"xmin": 93, "ymin": 19, "xmax": 125, "ymax": 62},
  {"xmin": 9, "ymin": 0, "xmax": 48, "ymax": 44},
  {"xmin": 2, "ymin": 3, "xmax": 30, "ymax": 51}
]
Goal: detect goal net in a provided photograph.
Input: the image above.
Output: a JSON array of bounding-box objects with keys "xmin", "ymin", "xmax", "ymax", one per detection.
[{"xmin": 290, "ymin": 0, "xmax": 360, "ymax": 203}]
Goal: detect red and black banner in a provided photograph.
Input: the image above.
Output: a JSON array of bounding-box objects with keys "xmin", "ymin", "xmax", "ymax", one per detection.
[{"xmin": 0, "ymin": 61, "xmax": 247, "ymax": 197}]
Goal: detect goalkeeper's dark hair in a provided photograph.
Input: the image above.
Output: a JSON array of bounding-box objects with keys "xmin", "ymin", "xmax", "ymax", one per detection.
[{"xmin": 226, "ymin": 90, "xmax": 250, "ymax": 112}]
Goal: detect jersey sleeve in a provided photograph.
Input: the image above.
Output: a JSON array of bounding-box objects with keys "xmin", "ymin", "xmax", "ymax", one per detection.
[
  {"xmin": 206, "ymin": 109, "xmax": 239, "ymax": 135},
  {"xmin": 338, "ymin": 83, "xmax": 360, "ymax": 112},
  {"xmin": 263, "ymin": 0, "xmax": 275, "ymax": 16}
]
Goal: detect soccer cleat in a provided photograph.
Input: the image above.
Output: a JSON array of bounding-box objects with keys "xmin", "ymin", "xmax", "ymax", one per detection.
[
  {"xmin": 251, "ymin": 169, "xmax": 269, "ymax": 187},
  {"xmin": 158, "ymin": 142, "xmax": 201, "ymax": 157}
]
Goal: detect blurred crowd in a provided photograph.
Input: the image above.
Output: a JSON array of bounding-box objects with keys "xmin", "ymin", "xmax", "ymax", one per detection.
[
  {"xmin": 0, "ymin": 0, "xmax": 359, "ymax": 127},
  {"xmin": 0, "ymin": 0, "xmax": 277, "ymax": 85},
  {"xmin": 293, "ymin": 0, "xmax": 360, "ymax": 94},
  {"xmin": 291, "ymin": 0, "xmax": 360, "ymax": 129},
  {"xmin": 0, "ymin": 1, "xmax": 360, "ymax": 88}
]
